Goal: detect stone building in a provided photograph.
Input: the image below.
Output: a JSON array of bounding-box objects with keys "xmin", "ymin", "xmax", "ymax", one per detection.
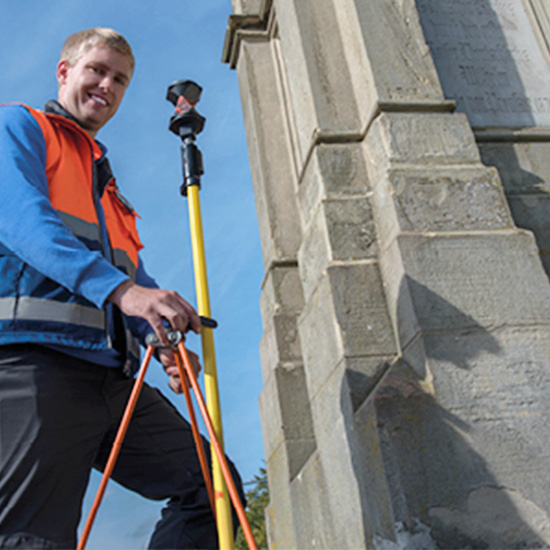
[{"xmin": 223, "ymin": 0, "xmax": 550, "ymax": 547}]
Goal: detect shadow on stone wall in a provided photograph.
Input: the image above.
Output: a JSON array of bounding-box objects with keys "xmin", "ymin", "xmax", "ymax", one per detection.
[
  {"xmin": 478, "ymin": 142, "xmax": 550, "ymax": 280},
  {"xmin": 415, "ymin": 0, "xmax": 538, "ymax": 129},
  {"xmin": 415, "ymin": 0, "xmax": 550, "ymax": 279},
  {"xmin": 342, "ymin": 277, "xmax": 549, "ymax": 548}
]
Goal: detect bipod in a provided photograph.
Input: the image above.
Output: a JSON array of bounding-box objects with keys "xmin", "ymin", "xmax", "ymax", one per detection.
[
  {"xmin": 76, "ymin": 325, "xmax": 258, "ymax": 550},
  {"xmin": 167, "ymin": 80, "xmax": 238, "ymax": 549}
]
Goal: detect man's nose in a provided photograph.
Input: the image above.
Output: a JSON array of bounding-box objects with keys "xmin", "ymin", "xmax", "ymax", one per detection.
[{"xmin": 98, "ymin": 74, "xmax": 114, "ymax": 92}]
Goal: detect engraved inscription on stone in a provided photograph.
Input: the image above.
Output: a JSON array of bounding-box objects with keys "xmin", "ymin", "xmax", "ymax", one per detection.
[{"xmin": 416, "ymin": 0, "xmax": 550, "ymax": 127}]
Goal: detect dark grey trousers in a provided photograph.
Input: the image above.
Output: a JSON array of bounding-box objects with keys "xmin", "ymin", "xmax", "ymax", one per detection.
[{"xmin": 0, "ymin": 344, "xmax": 242, "ymax": 549}]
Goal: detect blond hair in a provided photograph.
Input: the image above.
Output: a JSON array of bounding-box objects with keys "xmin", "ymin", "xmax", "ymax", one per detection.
[{"xmin": 60, "ymin": 27, "xmax": 134, "ymax": 72}]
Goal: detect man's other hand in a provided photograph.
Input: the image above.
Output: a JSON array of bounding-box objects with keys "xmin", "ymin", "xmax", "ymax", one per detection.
[{"xmin": 158, "ymin": 348, "xmax": 201, "ymax": 394}]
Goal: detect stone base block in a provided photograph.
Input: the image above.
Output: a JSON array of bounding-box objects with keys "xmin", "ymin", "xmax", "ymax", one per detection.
[
  {"xmin": 395, "ymin": 231, "xmax": 550, "ymax": 347},
  {"xmin": 259, "ymin": 363, "xmax": 316, "ymax": 479},
  {"xmin": 264, "ymin": 443, "xmax": 299, "ymax": 550},
  {"xmin": 372, "ymin": 166, "xmax": 514, "ymax": 250},
  {"xmin": 298, "ymin": 261, "xmax": 397, "ymax": 399},
  {"xmin": 366, "ymin": 323, "xmax": 550, "ymax": 547}
]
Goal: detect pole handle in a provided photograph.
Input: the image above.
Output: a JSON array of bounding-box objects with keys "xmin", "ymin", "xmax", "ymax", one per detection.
[{"xmin": 145, "ymin": 316, "xmax": 218, "ymax": 348}]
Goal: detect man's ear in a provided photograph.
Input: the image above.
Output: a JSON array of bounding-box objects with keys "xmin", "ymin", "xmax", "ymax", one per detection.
[{"xmin": 56, "ymin": 60, "xmax": 70, "ymax": 86}]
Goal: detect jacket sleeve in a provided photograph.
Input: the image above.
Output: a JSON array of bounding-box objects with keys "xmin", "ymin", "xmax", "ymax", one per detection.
[
  {"xmin": 0, "ymin": 104, "xmax": 129, "ymax": 308},
  {"xmin": 126, "ymin": 255, "xmax": 162, "ymax": 344}
]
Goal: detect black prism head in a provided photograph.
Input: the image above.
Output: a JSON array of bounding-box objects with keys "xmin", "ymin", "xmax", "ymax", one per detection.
[
  {"xmin": 167, "ymin": 80, "xmax": 206, "ymax": 139},
  {"xmin": 166, "ymin": 80, "xmax": 203, "ymax": 107}
]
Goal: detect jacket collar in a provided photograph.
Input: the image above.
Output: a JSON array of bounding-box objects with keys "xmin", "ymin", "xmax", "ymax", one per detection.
[
  {"xmin": 44, "ymin": 100, "xmax": 82, "ymax": 127},
  {"xmin": 44, "ymin": 100, "xmax": 108, "ymax": 160}
]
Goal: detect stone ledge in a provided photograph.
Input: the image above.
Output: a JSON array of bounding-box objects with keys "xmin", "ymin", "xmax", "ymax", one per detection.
[
  {"xmin": 475, "ymin": 126, "xmax": 550, "ymax": 142},
  {"xmin": 222, "ymin": 0, "xmax": 273, "ymax": 68}
]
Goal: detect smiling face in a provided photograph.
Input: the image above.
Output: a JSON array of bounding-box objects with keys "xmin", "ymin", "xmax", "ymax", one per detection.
[{"xmin": 56, "ymin": 45, "xmax": 132, "ymax": 138}]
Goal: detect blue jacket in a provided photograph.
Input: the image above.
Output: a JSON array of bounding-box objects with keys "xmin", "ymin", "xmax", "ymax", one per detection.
[{"xmin": 0, "ymin": 101, "xmax": 155, "ymax": 375}]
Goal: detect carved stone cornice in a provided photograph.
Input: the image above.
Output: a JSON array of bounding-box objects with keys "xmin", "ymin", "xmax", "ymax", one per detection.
[{"xmin": 222, "ymin": 0, "xmax": 274, "ymax": 68}]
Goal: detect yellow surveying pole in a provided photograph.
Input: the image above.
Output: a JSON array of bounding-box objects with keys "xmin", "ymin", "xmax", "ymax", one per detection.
[
  {"xmin": 187, "ymin": 185, "xmax": 234, "ymax": 548},
  {"xmin": 167, "ymin": 80, "xmax": 234, "ymax": 549}
]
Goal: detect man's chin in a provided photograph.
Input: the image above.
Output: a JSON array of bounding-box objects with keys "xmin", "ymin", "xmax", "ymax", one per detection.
[{"xmin": 79, "ymin": 116, "xmax": 106, "ymax": 138}]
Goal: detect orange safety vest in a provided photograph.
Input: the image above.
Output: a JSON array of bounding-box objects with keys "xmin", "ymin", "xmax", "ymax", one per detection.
[
  {"xmin": 0, "ymin": 105, "xmax": 144, "ymax": 373},
  {"xmin": 28, "ymin": 107, "xmax": 143, "ymax": 280}
]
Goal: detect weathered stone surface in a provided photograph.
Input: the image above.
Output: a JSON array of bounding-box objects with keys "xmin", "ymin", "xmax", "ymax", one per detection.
[
  {"xmin": 259, "ymin": 311, "xmax": 303, "ymax": 379},
  {"xmin": 397, "ymin": 232, "xmax": 550, "ymax": 341},
  {"xmin": 372, "ymin": 166, "xmax": 514, "ymax": 249},
  {"xmin": 389, "ymin": 168, "xmax": 512, "ymax": 231},
  {"xmin": 365, "ymin": 112, "xmax": 481, "ymax": 175},
  {"xmin": 429, "ymin": 486, "xmax": 550, "ymax": 548},
  {"xmin": 274, "ymin": 0, "xmax": 362, "ymax": 163},
  {"xmin": 264, "ymin": 443, "xmax": 299, "ymax": 550},
  {"xmin": 231, "ymin": 0, "xmax": 263, "ymax": 15},
  {"xmin": 298, "ymin": 197, "xmax": 378, "ymax": 300},
  {"xmin": 305, "ymin": 367, "xmax": 369, "ymax": 548},
  {"xmin": 258, "ymin": 370, "xmax": 284, "ymax": 460},
  {"xmin": 236, "ymin": 39, "xmax": 302, "ymax": 267},
  {"xmin": 225, "ymin": 0, "xmax": 550, "ymax": 547},
  {"xmin": 375, "ymin": 231, "xmax": 550, "ymax": 360},
  {"xmin": 289, "ymin": 452, "xmax": 337, "ymax": 550},
  {"xmin": 343, "ymin": 0, "xmax": 444, "ymax": 103},
  {"xmin": 299, "ymin": 143, "xmax": 371, "ymax": 228},
  {"xmin": 297, "ymin": 273, "xmax": 343, "ymax": 395},
  {"xmin": 298, "ymin": 262, "xmax": 398, "ymax": 400},
  {"xmin": 478, "ymin": 141, "xmax": 550, "ymax": 196},
  {"xmin": 416, "ymin": 0, "xmax": 550, "ymax": 127},
  {"xmin": 371, "ymin": 325, "xmax": 550, "ymax": 547},
  {"xmin": 259, "ymin": 264, "xmax": 304, "ymax": 327},
  {"xmin": 259, "ymin": 363, "xmax": 316, "ymax": 479}
]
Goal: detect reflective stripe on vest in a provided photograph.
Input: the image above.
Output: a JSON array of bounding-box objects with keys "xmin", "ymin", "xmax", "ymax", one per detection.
[
  {"xmin": 0, "ymin": 296, "xmax": 105, "ymax": 329},
  {"xmin": 58, "ymin": 211, "xmax": 102, "ymax": 245}
]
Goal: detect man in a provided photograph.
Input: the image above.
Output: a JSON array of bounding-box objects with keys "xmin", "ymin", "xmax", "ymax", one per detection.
[{"xmin": 0, "ymin": 27, "xmax": 241, "ymax": 549}]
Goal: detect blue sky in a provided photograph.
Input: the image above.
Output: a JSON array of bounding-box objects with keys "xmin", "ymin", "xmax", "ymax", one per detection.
[{"xmin": 0, "ymin": 2, "xmax": 265, "ymax": 548}]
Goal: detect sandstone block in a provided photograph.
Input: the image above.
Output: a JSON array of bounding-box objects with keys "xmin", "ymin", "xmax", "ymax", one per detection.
[
  {"xmin": 237, "ymin": 39, "xmax": 302, "ymax": 266},
  {"xmin": 299, "ymin": 143, "xmax": 371, "ymax": 228},
  {"xmin": 231, "ymin": 0, "xmax": 263, "ymax": 15},
  {"xmin": 347, "ymin": 0, "xmax": 444, "ymax": 103},
  {"xmin": 298, "ymin": 262, "xmax": 397, "ymax": 400},
  {"xmin": 371, "ymin": 325, "xmax": 550, "ymax": 547},
  {"xmin": 259, "ymin": 362, "xmax": 316, "ymax": 478},
  {"xmin": 299, "ymin": 197, "xmax": 378, "ymax": 300},
  {"xmin": 371, "ymin": 166, "xmax": 514, "ymax": 250},
  {"xmin": 259, "ymin": 311, "xmax": 303, "ymax": 379},
  {"xmin": 264, "ymin": 443, "xmax": 300, "ymax": 550},
  {"xmin": 397, "ymin": 232, "xmax": 550, "ymax": 341},
  {"xmin": 478, "ymin": 141, "xmax": 550, "ymax": 196},
  {"xmin": 259, "ymin": 265, "xmax": 304, "ymax": 325},
  {"xmin": 365, "ymin": 112, "xmax": 480, "ymax": 175},
  {"xmin": 288, "ymin": 452, "xmax": 336, "ymax": 549},
  {"xmin": 275, "ymin": 0, "xmax": 362, "ymax": 163}
]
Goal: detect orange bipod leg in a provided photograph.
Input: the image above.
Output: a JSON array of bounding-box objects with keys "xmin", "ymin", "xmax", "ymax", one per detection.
[
  {"xmin": 177, "ymin": 355, "xmax": 217, "ymax": 517},
  {"xmin": 175, "ymin": 341, "xmax": 258, "ymax": 550},
  {"xmin": 77, "ymin": 342, "xmax": 257, "ymax": 550},
  {"xmin": 77, "ymin": 345, "xmax": 155, "ymax": 550}
]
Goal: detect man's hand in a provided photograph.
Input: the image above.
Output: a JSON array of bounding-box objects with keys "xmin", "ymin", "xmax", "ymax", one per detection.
[
  {"xmin": 158, "ymin": 348, "xmax": 201, "ymax": 394},
  {"xmin": 108, "ymin": 280, "xmax": 201, "ymax": 345}
]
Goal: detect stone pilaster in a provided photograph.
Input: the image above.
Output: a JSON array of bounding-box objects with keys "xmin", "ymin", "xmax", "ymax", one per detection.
[
  {"xmin": 224, "ymin": 0, "xmax": 550, "ymax": 547},
  {"xmin": 223, "ymin": 4, "xmax": 314, "ymax": 548}
]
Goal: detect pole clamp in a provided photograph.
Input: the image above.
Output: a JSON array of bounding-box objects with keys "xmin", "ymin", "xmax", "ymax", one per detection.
[{"xmin": 145, "ymin": 330, "xmax": 184, "ymax": 348}]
